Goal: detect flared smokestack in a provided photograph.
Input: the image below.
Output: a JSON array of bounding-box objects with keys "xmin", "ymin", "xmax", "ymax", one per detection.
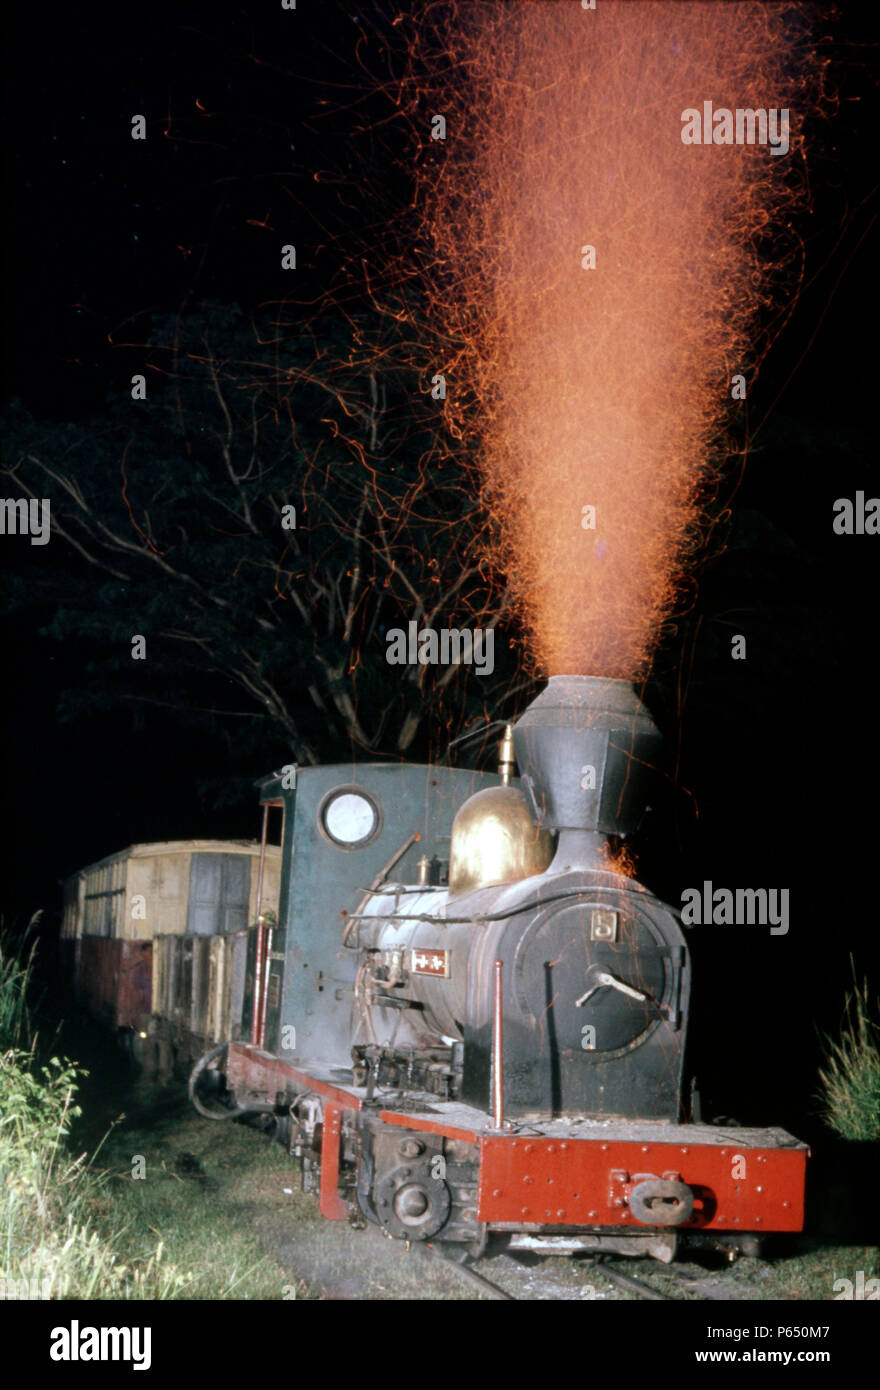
[{"xmin": 512, "ymin": 676, "xmax": 663, "ymax": 869}]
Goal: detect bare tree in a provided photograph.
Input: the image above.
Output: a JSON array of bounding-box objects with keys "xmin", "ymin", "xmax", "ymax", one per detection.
[{"xmin": 2, "ymin": 303, "xmax": 524, "ymax": 767}]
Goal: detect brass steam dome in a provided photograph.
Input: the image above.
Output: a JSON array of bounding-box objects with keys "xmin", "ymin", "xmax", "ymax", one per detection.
[{"xmin": 448, "ymin": 785, "xmax": 556, "ymax": 895}]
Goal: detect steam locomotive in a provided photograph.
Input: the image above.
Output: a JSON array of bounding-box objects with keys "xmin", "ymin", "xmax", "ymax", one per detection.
[{"xmin": 184, "ymin": 674, "xmax": 808, "ymax": 1263}]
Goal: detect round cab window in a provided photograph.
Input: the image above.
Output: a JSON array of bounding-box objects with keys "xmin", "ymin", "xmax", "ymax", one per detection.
[{"xmin": 320, "ymin": 789, "xmax": 381, "ymax": 849}]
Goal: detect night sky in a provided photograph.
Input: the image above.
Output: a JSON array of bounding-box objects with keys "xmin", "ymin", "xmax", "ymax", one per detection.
[
  {"xmin": 3, "ymin": 0, "xmax": 406, "ymax": 881},
  {"xmin": 1, "ymin": 1, "xmax": 878, "ymax": 1129}
]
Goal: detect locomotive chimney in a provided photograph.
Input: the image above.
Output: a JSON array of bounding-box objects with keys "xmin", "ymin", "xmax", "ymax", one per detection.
[{"xmin": 512, "ymin": 675, "xmax": 664, "ymax": 872}]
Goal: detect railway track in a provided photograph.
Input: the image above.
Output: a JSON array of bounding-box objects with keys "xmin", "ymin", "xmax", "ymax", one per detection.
[
  {"xmin": 422, "ymin": 1244, "xmax": 699, "ymax": 1301},
  {"xmin": 422, "ymin": 1245, "xmax": 517, "ymax": 1300}
]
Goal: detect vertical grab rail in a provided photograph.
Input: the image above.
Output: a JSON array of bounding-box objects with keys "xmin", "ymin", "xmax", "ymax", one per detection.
[
  {"xmin": 257, "ymin": 919, "xmax": 274, "ymax": 1049},
  {"xmin": 492, "ymin": 959, "xmax": 504, "ymax": 1130},
  {"xmin": 250, "ymin": 917, "xmax": 264, "ymax": 1045},
  {"xmin": 251, "ymin": 803, "xmax": 270, "ymax": 1045},
  {"xmin": 255, "ymin": 801, "xmax": 269, "ymax": 924}
]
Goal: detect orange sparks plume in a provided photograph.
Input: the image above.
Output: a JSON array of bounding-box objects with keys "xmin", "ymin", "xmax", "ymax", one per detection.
[{"xmin": 413, "ymin": 0, "xmax": 823, "ymax": 678}]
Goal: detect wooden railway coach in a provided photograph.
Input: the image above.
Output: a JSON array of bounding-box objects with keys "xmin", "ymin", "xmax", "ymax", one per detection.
[{"xmin": 61, "ymin": 840, "xmax": 281, "ymax": 1056}]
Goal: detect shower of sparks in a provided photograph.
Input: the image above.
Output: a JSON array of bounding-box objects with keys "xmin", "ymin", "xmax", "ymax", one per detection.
[{"xmin": 407, "ymin": 0, "xmax": 824, "ymax": 678}]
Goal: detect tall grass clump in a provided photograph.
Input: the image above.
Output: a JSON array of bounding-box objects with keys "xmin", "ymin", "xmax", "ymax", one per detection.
[
  {"xmin": 817, "ymin": 963, "xmax": 880, "ymax": 1143},
  {"xmin": 0, "ymin": 914, "xmax": 39, "ymax": 1048},
  {"xmin": 0, "ymin": 917, "xmax": 192, "ymax": 1298}
]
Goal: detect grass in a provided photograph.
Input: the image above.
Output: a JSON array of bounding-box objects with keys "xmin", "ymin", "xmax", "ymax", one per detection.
[
  {"xmin": 816, "ymin": 964, "xmax": 880, "ymax": 1143},
  {"xmin": 0, "ymin": 914, "xmax": 39, "ymax": 1048},
  {"xmin": 1, "ymin": 918, "xmax": 297, "ymax": 1299},
  {"xmin": 1, "ymin": 918, "xmax": 181, "ymax": 1298},
  {"xmin": 86, "ymin": 1090, "xmax": 312, "ymax": 1299},
  {"xmin": 0, "ymin": 1048, "xmax": 192, "ymax": 1299}
]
